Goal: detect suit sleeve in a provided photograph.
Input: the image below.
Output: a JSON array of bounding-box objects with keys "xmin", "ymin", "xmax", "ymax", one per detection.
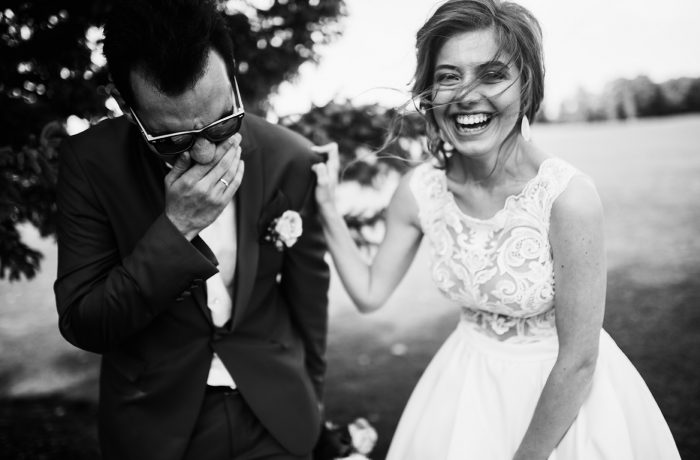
[
  {"xmin": 53, "ymin": 139, "xmax": 218, "ymax": 353},
  {"xmin": 280, "ymin": 155, "xmax": 330, "ymax": 400}
]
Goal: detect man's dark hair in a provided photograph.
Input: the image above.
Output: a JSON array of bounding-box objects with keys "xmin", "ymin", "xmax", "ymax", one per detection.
[{"xmin": 103, "ymin": 0, "xmax": 236, "ymax": 109}]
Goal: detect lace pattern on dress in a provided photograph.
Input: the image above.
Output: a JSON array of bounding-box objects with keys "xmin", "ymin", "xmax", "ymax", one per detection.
[{"xmin": 410, "ymin": 158, "xmax": 579, "ymax": 343}]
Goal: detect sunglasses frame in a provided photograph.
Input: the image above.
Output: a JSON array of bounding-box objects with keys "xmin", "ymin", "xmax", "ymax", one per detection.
[{"xmin": 130, "ymin": 76, "xmax": 245, "ymax": 156}]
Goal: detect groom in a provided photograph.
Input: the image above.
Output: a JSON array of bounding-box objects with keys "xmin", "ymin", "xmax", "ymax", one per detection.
[{"xmin": 53, "ymin": 1, "xmax": 329, "ymax": 459}]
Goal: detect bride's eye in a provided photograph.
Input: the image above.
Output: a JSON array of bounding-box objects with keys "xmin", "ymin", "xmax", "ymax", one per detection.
[
  {"xmin": 479, "ymin": 64, "xmax": 510, "ymax": 84},
  {"xmin": 482, "ymin": 71, "xmax": 508, "ymax": 82},
  {"xmin": 435, "ymin": 72, "xmax": 460, "ymax": 86}
]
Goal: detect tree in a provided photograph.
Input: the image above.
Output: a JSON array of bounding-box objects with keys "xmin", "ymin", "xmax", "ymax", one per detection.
[{"xmin": 0, "ymin": 0, "xmax": 345, "ymax": 280}]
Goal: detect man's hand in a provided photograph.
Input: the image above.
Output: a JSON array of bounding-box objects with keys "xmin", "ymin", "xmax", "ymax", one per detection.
[{"xmin": 164, "ymin": 133, "xmax": 244, "ymax": 240}]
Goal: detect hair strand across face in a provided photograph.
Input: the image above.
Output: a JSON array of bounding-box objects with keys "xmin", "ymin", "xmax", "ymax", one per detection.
[{"xmin": 410, "ymin": 0, "xmax": 544, "ymax": 165}]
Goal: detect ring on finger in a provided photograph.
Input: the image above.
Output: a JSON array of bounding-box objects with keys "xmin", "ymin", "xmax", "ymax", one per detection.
[{"xmin": 219, "ymin": 178, "xmax": 230, "ymax": 188}]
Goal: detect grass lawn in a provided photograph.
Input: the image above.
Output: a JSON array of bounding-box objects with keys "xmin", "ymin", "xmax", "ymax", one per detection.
[{"xmin": 1, "ymin": 115, "xmax": 699, "ymax": 459}]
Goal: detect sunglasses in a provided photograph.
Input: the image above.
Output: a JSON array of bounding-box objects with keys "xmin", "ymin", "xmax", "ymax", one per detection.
[{"xmin": 130, "ymin": 78, "xmax": 245, "ymax": 157}]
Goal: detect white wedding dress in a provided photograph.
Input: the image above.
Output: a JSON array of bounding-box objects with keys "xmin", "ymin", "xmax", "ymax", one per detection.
[{"xmin": 385, "ymin": 158, "xmax": 680, "ymax": 460}]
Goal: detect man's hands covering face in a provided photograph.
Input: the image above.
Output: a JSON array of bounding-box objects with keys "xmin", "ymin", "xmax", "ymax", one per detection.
[{"xmin": 164, "ymin": 133, "xmax": 244, "ymax": 240}]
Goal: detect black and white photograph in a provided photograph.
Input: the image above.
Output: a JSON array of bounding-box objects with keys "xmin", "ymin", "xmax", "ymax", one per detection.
[{"xmin": 1, "ymin": 0, "xmax": 698, "ymax": 459}]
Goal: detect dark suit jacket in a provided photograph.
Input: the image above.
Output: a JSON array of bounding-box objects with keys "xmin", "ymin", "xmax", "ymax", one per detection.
[{"xmin": 54, "ymin": 114, "xmax": 330, "ymax": 460}]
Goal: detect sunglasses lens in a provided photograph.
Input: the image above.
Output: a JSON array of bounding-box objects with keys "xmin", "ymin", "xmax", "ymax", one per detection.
[
  {"xmin": 151, "ymin": 134, "xmax": 194, "ymax": 155},
  {"xmin": 204, "ymin": 114, "xmax": 244, "ymax": 142}
]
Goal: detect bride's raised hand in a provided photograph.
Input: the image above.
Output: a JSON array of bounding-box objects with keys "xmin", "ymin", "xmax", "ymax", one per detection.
[{"xmin": 311, "ymin": 142, "xmax": 340, "ymax": 212}]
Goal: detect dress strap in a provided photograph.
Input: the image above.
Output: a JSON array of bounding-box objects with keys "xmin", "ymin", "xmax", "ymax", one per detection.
[
  {"xmin": 536, "ymin": 158, "xmax": 582, "ymax": 224},
  {"xmin": 408, "ymin": 162, "xmax": 448, "ymax": 231}
]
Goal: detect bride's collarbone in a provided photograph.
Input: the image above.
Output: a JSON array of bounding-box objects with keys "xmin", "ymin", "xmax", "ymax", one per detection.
[{"xmin": 447, "ymin": 177, "xmax": 527, "ymax": 216}]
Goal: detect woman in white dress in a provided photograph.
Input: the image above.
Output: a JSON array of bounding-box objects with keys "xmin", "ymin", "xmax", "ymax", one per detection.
[{"xmin": 311, "ymin": 0, "xmax": 681, "ymax": 458}]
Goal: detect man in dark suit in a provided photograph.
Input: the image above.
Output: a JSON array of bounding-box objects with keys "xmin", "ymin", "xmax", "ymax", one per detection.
[{"xmin": 53, "ymin": 1, "xmax": 329, "ymax": 459}]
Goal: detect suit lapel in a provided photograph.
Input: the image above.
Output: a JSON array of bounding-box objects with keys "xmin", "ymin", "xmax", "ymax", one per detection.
[{"xmin": 231, "ymin": 122, "xmax": 263, "ymax": 329}]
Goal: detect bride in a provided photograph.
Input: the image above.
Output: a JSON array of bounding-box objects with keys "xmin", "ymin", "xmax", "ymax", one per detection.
[{"xmin": 311, "ymin": 0, "xmax": 681, "ymax": 458}]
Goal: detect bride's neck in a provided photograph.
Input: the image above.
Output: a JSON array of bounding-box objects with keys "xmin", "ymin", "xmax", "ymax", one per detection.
[{"xmin": 447, "ymin": 146, "xmax": 521, "ymax": 187}]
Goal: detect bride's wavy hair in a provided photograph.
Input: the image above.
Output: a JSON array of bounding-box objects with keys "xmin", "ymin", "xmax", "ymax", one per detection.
[{"xmin": 410, "ymin": 0, "xmax": 544, "ymax": 167}]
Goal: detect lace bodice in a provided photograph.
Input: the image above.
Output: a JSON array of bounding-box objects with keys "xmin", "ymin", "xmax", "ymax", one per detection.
[{"xmin": 410, "ymin": 158, "xmax": 579, "ymax": 342}]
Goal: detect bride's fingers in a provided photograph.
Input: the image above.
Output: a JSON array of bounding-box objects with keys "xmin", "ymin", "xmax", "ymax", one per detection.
[
  {"xmin": 312, "ymin": 162, "xmax": 329, "ymax": 186},
  {"xmin": 311, "ymin": 142, "xmax": 338, "ymax": 162},
  {"xmin": 312, "ymin": 161, "xmax": 337, "ymax": 209},
  {"xmin": 311, "ymin": 142, "xmax": 340, "ymax": 181},
  {"xmin": 325, "ymin": 144, "xmax": 340, "ymax": 178}
]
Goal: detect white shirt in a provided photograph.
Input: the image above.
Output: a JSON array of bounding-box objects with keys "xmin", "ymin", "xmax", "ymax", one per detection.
[{"xmin": 198, "ymin": 200, "xmax": 237, "ymax": 388}]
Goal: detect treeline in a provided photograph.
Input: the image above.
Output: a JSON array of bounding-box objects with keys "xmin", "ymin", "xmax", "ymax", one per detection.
[
  {"xmin": 558, "ymin": 75, "xmax": 700, "ymax": 122},
  {"xmin": 0, "ymin": 0, "xmax": 346, "ymax": 281}
]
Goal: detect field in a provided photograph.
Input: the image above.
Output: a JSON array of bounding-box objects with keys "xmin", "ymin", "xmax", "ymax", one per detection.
[{"xmin": 1, "ymin": 115, "xmax": 699, "ymax": 459}]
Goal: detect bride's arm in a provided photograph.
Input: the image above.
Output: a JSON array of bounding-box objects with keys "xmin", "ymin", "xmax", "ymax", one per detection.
[
  {"xmin": 513, "ymin": 175, "xmax": 607, "ymax": 460},
  {"xmin": 311, "ymin": 145, "xmax": 423, "ymax": 313}
]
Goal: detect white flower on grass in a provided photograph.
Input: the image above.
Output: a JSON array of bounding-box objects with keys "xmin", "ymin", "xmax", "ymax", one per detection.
[
  {"xmin": 338, "ymin": 454, "xmax": 371, "ymax": 460},
  {"xmin": 348, "ymin": 418, "xmax": 378, "ymax": 455},
  {"xmin": 319, "ymin": 417, "xmax": 378, "ymax": 460}
]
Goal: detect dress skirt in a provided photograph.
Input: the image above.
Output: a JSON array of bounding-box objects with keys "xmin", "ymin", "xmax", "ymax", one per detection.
[{"xmin": 385, "ymin": 322, "xmax": 680, "ymax": 460}]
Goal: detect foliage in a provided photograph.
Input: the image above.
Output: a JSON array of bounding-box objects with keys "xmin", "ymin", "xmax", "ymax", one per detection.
[
  {"xmin": 0, "ymin": 121, "xmax": 64, "ymax": 281},
  {"xmin": 559, "ymin": 75, "xmax": 700, "ymax": 122},
  {"xmin": 0, "ymin": 0, "xmax": 345, "ymax": 280},
  {"xmin": 281, "ymin": 100, "xmax": 427, "ymax": 182},
  {"xmin": 280, "ymin": 100, "xmax": 427, "ymax": 247}
]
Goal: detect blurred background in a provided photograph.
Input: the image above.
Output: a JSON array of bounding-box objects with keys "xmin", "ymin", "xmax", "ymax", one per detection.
[{"xmin": 1, "ymin": 0, "xmax": 699, "ymax": 458}]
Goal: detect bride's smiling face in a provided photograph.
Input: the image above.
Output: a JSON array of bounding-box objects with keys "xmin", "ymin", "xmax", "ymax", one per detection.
[{"xmin": 432, "ymin": 27, "xmax": 521, "ymax": 160}]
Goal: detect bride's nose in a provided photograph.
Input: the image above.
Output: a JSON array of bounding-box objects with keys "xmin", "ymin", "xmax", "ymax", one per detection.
[{"xmin": 452, "ymin": 81, "xmax": 484, "ymax": 106}]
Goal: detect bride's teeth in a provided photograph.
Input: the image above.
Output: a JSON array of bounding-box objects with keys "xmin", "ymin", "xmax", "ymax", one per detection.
[{"xmin": 456, "ymin": 113, "xmax": 489, "ymax": 125}]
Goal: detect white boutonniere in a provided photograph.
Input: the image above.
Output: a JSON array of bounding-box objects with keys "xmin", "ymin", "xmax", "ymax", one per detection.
[{"xmin": 265, "ymin": 210, "xmax": 302, "ymax": 251}]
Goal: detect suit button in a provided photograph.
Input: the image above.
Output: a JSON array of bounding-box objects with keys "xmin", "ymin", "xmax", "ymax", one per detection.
[
  {"xmin": 212, "ymin": 329, "xmax": 227, "ymax": 342},
  {"xmin": 211, "ymin": 324, "xmax": 229, "ymax": 342},
  {"xmin": 175, "ymin": 296, "xmax": 184, "ymax": 302}
]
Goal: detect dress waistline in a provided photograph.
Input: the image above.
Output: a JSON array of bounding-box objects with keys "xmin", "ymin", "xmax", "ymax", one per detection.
[{"xmin": 456, "ymin": 320, "xmax": 560, "ymax": 362}]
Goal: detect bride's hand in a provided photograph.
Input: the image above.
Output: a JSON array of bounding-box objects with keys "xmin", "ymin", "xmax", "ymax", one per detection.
[{"xmin": 311, "ymin": 142, "xmax": 339, "ymax": 212}]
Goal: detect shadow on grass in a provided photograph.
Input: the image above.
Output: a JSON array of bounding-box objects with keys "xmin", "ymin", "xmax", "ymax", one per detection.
[
  {"xmin": 0, "ymin": 396, "xmax": 99, "ymax": 459},
  {"xmin": 1, "ymin": 266, "xmax": 698, "ymax": 459}
]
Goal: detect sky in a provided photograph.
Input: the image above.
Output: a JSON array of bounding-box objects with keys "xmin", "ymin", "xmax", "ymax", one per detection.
[{"xmin": 269, "ymin": 0, "xmax": 700, "ymax": 118}]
